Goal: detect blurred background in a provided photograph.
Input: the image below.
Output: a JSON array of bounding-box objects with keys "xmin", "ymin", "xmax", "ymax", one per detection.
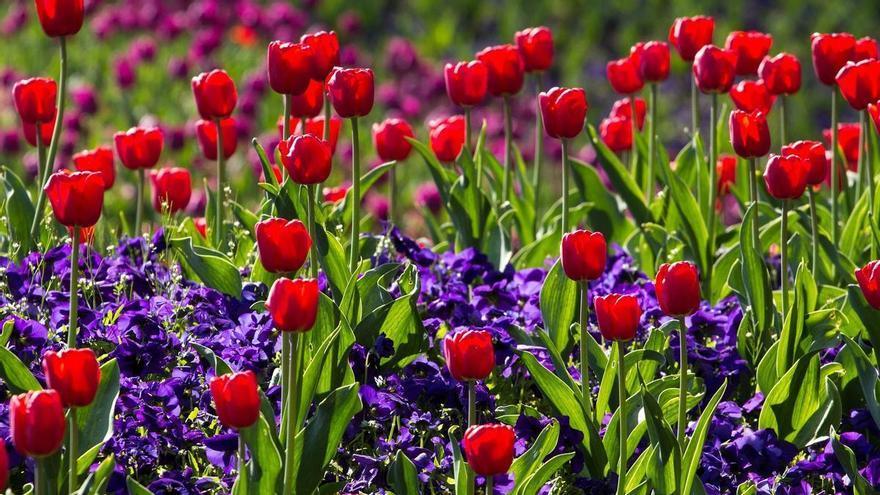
[{"xmin": 2, "ymin": 0, "xmax": 878, "ymax": 235}]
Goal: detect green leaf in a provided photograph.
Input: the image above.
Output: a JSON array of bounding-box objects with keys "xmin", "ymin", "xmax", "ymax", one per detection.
[
  {"xmin": 776, "ymin": 262, "xmax": 809, "ymax": 376},
  {"xmin": 76, "ymin": 359, "xmax": 120, "ymax": 461},
  {"xmin": 354, "ymin": 265, "xmax": 425, "ymax": 365},
  {"xmin": 0, "ymin": 346, "xmax": 41, "ymax": 393},
  {"xmin": 539, "ymin": 260, "xmax": 578, "ymax": 353},
  {"xmin": 2, "ymin": 167, "xmax": 35, "ymax": 258},
  {"xmin": 168, "ymin": 237, "xmax": 242, "ymax": 298},
  {"xmin": 739, "ymin": 204, "xmax": 774, "ymax": 337},
  {"xmin": 659, "ymin": 145, "xmax": 709, "ymax": 271},
  {"xmin": 510, "ymin": 420, "xmax": 560, "ymax": 494},
  {"xmin": 519, "ymin": 453, "xmax": 575, "ymax": 495},
  {"xmin": 126, "ymin": 476, "xmax": 154, "ymax": 495},
  {"xmin": 586, "ymin": 125, "xmax": 653, "ymax": 227},
  {"xmin": 681, "ymin": 380, "xmax": 727, "ymax": 495},
  {"xmin": 641, "ymin": 384, "xmax": 680, "ymax": 495},
  {"xmin": 388, "ymin": 450, "xmax": 420, "ymax": 495},
  {"xmin": 314, "ymin": 224, "xmax": 350, "ymax": 307},
  {"xmin": 0, "ymin": 319, "xmax": 14, "ymax": 348},
  {"xmin": 449, "ymin": 426, "xmax": 471, "ymax": 495},
  {"xmin": 845, "ymin": 284, "xmax": 880, "ymax": 349},
  {"xmin": 239, "ymin": 415, "xmax": 283, "ymax": 493},
  {"xmin": 837, "ymin": 337, "xmax": 880, "ymax": 431},
  {"xmin": 74, "ymin": 454, "xmax": 115, "ymax": 495},
  {"xmin": 831, "ymin": 427, "xmax": 877, "ymax": 495}
]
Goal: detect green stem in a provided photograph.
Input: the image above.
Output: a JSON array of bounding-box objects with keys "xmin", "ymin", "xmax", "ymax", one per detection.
[
  {"xmin": 307, "ymin": 185, "xmax": 319, "ymax": 278},
  {"xmin": 68, "ymin": 228, "xmax": 79, "ymax": 348},
  {"xmin": 36, "ymin": 458, "xmax": 46, "ymax": 495},
  {"xmin": 282, "ymin": 332, "xmax": 300, "ymax": 495},
  {"xmin": 749, "ymin": 158, "xmax": 761, "ymax": 252},
  {"xmin": 389, "ymin": 163, "xmax": 397, "ymax": 225},
  {"xmin": 282, "ymin": 95, "xmax": 291, "ymax": 140},
  {"xmin": 831, "ymin": 89, "xmax": 840, "ymax": 278},
  {"xmin": 279, "ymin": 329, "xmax": 289, "ymax": 440},
  {"xmin": 323, "ymin": 91, "xmax": 331, "ymax": 141},
  {"xmin": 30, "ymin": 36, "xmax": 67, "ymax": 242},
  {"xmin": 864, "ymin": 110, "xmax": 876, "ymax": 254},
  {"xmin": 68, "ymin": 407, "xmax": 78, "ymax": 494},
  {"xmin": 706, "ymin": 93, "xmax": 718, "ymax": 291},
  {"xmin": 464, "ymin": 107, "xmax": 472, "ymax": 155},
  {"xmin": 616, "ymin": 340, "xmax": 627, "ymax": 495},
  {"xmin": 677, "ymin": 317, "xmax": 688, "ymax": 448},
  {"xmin": 485, "ymin": 475, "xmax": 493, "ymax": 495},
  {"xmin": 578, "ymin": 282, "xmax": 594, "ymax": 421},
  {"xmin": 781, "ymin": 200, "xmax": 789, "ymax": 315},
  {"xmin": 532, "ymin": 74, "xmax": 544, "ymax": 233},
  {"xmin": 779, "ymin": 95, "xmax": 787, "ymax": 148},
  {"xmin": 467, "ymin": 380, "xmax": 476, "ymax": 427},
  {"xmin": 561, "ymin": 139, "xmax": 570, "ymax": 232},
  {"xmin": 350, "ymin": 117, "xmax": 361, "ymax": 273},
  {"xmin": 135, "ymin": 169, "xmax": 144, "ymax": 237},
  {"xmin": 690, "ymin": 74, "xmax": 699, "ymax": 138},
  {"xmin": 214, "ymin": 118, "xmax": 226, "ymax": 247},
  {"xmin": 630, "ymin": 95, "xmax": 639, "ymax": 174},
  {"xmin": 808, "ymin": 188, "xmax": 819, "ymax": 274},
  {"xmin": 646, "ymin": 83, "xmax": 658, "ymax": 201},
  {"xmin": 502, "ymin": 96, "xmax": 512, "ymax": 203},
  {"xmin": 238, "ymin": 431, "xmax": 247, "ymax": 485},
  {"xmin": 35, "ymin": 129, "xmax": 45, "ymax": 194}
]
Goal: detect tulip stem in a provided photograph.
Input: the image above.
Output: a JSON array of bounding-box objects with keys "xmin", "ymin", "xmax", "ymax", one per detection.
[
  {"xmin": 578, "ymin": 281, "xmax": 594, "ymax": 421},
  {"xmin": 864, "ymin": 111, "xmax": 876, "ymax": 247},
  {"xmin": 464, "ymin": 108, "xmax": 473, "ymax": 156},
  {"xmin": 779, "ymin": 95, "xmax": 787, "ymax": 149},
  {"xmin": 35, "ymin": 130, "xmax": 46, "ymax": 194},
  {"xmin": 485, "ymin": 476, "xmax": 493, "ymax": 495},
  {"xmin": 561, "ymin": 139, "xmax": 570, "ymax": 233},
  {"xmin": 214, "ymin": 118, "xmax": 226, "ymax": 248},
  {"xmin": 830, "ymin": 90, "xmax": 840, "ymax": 279},
  {"xmin": 676, "ymin": 316, "xmax": 688, "ymax": 448},
  {"xmin": 616, "ymin": 340, "xmax": 627, "ymax": 495},
  {"xmin": 238, "ymin": 432, "xmax": 247, "ymax": 485},
  {"xmin": 350, "ymin": 117, "xmax": 361, "ymax": 273},
  {"xmin": 858, "ymin": 111, "xmax": 867, "ymax": 201},
  {"xmin": 68, "ymin": 228, "xmax": 79, "ymax": 348},
  {"xmin": 307, "ymin": 185, "xmax": 319, "ymax": 278},
  {"xmin": 502, "ymin": 95, "xmax": 513, "ymax": 204},
  {"xmin": 706, "ymin": 93, "xmax": 718, "ymax": 292},
  {"xmin": 532, "ymin": 74, "xmax": 544, "ymax": 234},
  {"xmin": 323, "ymin": 91, "xmax": 332, "ymax": 142},
  {"xmin": 630, "ymin": 96, "xmax": 639, "ymax": 174},
  {"xmin": 282, "ymin": 332, "xmax": 300, "ymax": 495},
  {"xmin": 781, "ymin": 200, "xmax": 790, "ymax": 315},
  {"xmin": 748, "ymin": 158, "xmax": 761, "ymax": 252},
  {"xmin": 646, "ymin": 83, "xmax": 658, "ymax": 201},
  {"xmin": 467, "ymin": 380, "xmax": 476, "ymax": 427},
  {"xmin": 135, "ymin": 169, "xmax": 144, "ymax": 236},
  {"xmin": 35, "ymin": 458, "xmax": 46, "ymax": 495},
  {"xmin": 690, "ymin": 74, "xmax": 699, "ymax": 138},
  {"xmin": 389, "ymin": 164, "xmax": 397, "ymax": 226},
  {"xmin": 30, "ymin": 36, "xmax": 68, "ymax": 243},
  {"xmin": 279, "ymin": 330, "xmax": 289, "ymax": 439},
  {"xmin": 282, "ymin": 95, "xmax": 291, "ymax": 140},
  {"xmin": 808, "ymin": 188, "xmax": 819, "ymax": 274},
  {"xmin": 68, "ymin": 407, "xmax": 78, "ymax": 494}
]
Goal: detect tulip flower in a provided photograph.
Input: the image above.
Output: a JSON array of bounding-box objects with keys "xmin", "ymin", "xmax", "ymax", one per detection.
[
  {"xmin": 692, "ymin": 45, "xmax": 736, "ymax": 94},
  {"xmin": 836, "ymin": 60, "xmax": 880, "ymax": 218},
  {"xmin": 730, "ymin": 80, "xmax": 775, "ymax": 115},
  {"xmin": 10, "ymin": 390, "xmax": 65, "ymax": 458},
  {"xmin": 295, "ymin": 116, "xmax": 342, "ymax": 153},
  {"xmin": 114, "ymin": 126, "xmax": 164, "ymax": 234},
  {"xmin": 853, "ymin": 36, "xmax": 879, "ymax": 62},
  {"xmin": 255, "ymin": 218, "xmax": 312, "ymax": 274},
  {"xmin": 149, "ymin": 167, "xmax": 191, "ymax": 215},
  {"xmin": 429, "ymin": 115, "xmax": 466, "ymax": 163},
  {"xmin": 463, "ymin": 423, "xmax": 516, "ymax": 491},
  {"xmin": 289, "ymin": 79, "xmax": 326, "ymax": 120},
  {"xmin": 44, "ymin": 171, "xmax": 104, "ymax": 228},
  {"xmin": 444, "ymin": 60, "xmax": 488, "ymax": 149},
  {"xmin": 725, "ymin": 31, "xmax": 773, "ymax": 76},
  {"xmin": 279, "ymin": 134, "xmax": 332, "ymax": 185},
  {"xmin": 824, "ymin": 123, "xmax": 861, "ymax": 171},
  {"xmin": 194, "ymin": 217, "xmax": 207, "ymax": 239},
  {"xmin": 515, "ymin": 27, "xmax": 554, "ymax": 72},
  {"xmin": 42, "ymin": 348, "xmax": 101, "ymax": 407},
  {"xmin": 765, "ymin": 152, "xmax": 809, "ymax": 313},
  {"xmin": 599, "ymin": 116, "xmax": 633, "ymax": 153},
  {"xmin": 323, "ymin": 184, "xmax": 349, "ymax": 203},
  {"xmin": 783, "ymin": 140, "xmax": 827, "ymax": 270},
  {"xmin": 267, "ymin": 41, "xmax": 313, "ymax": 96},
  {"xmin": 610, "ymin": 98, "xmax": 646, "ymax": 130},
  {"xmin": 856, "ymin": 261, "xmax": 880, "ymax": 310},
  {"xmin": 35, "ymin": 0, "xmax": 84, "ymax": 37},
  {"xmin": 195, "ymin": 118, "xmax": 237, "ymax": 161},
  {"xmin": 443, "ymin": 330, "xmax": 495, "ymax": 383},
  {"xmin": 759, "ymin": 52, "xmax": 801, "ymax": 147},
  {"xmin": 633, "ymin": 40, "xmax": 668, "ymax": 199},
  {"xmin": 716, "ymin": 154, "xmax": 737, "ymax": 196},
  {"xmin": 373, "ymin": 118, "xmax": 414, "ymax": 223},
  {"xmin": 0, "ymin": 439, "xmax": 7, "ymax": 492},
  {"xmin": 729, "ymin": 109, "xmax": 770, "ymax": 248},
  {"xmin": 606, "ymin": 56, "xmax": 643, "ymax": 95},
  {"xmin": 191, "ymin": 69, "xmax": 238, "ymax": 120},
  {"xmin": 301, "ymin": 31, "xmax": 340, "ymax": 81},
  {"xmin": 539, "ymin": 87, "xmax": 587, "ymax": 231},
  {"xmin": 210, "ymin": 371, "xmax": 261, "ymax": 430},
  {"xmin": 23, "ymin": 118, "xmax": 54, "ymax": 148},
  {"xmin": 12, "ymin": 78, "xmax": 57, "ymax": 125},
  {"xmin": 73, "ymin": 146, "xmax": 115, "ymax": 189},
  {"xmin": 812, "ymin": 33, "xmax": 857, "ymax": 86},
  {"xmin": 670, "ymin": 15, "xmax": 714, "ymax": 134}
]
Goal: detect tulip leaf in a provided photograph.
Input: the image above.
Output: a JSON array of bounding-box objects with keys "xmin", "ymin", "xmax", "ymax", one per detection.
[
  {"xmin": 126, "ymin": 476, "xmax": 154, "ymax": 495},
  {"xmin": 510, "ymin": 420, "xmax": 560, "ymax": 494},
  {"xmin": 0, "ymin": 346, "xmax": 41, "ymax": 393},
  {"xmin": 659, "ymin": 143, "xmax": 708, "ymax": 272},
  {"xmin": 448, "ymin": 425, "xmax": 471, "ymax": 495},
  {"xmin": 831, "ymin": 427, "xmax": 877, "ymax": 495},
  {"xmin": 238, "ymin": 415, "xmax": 282, "ymax": 494},
  {"xmin": 586, "ymin": 125, "xmax": 653, "ymax": 227},
  {"xmin": 739, "ymin": 204, "xmax": 775, "ymax": 339},
  {"xmin": 681, "ymin": 380, "xmax": 727, "ymax": 495},
  {"xmin": 169, "ymin": 237, "xmax": 242, "ymax": 298},
  {"xmin": 331, "ymin": 160, "xmax": 395, "ymax": 227},
  {"xmin": 836, "ymin": 336, "xmax": 880, "ymax": 431},
  {"xmin": 520, "ymin": 452, "xmax": 575, "ymax": 495},
  {"xmin": 539, "ymin": 260, "xmax": 578, "ymax": 353},
  {"xmin": 388, "ymin": 450, "xmax": 420, "ymax": 495},
  {"xmin": 0, "ymin": 319, "xmax": 13, "ymax": 348},
  {"xmin": 641, "ymin": 384, "xmax": 681, "ymax": 495},
  {"xmin": 74, "ymin": 454, "xmax": 115, "ymax": 495},
  {"xmin": 314, "ymin": 224, "xmax": 350, "ymax": 307},
  {"xmin": 75, "ymin": 358, "xmax": 120, "ymax": 460},
  {"xmin": 844, "ymin": 284, "xmax": 880, "ymax": 349},
  {"xmin": 2, "ymin": 166, "xmax": 35, "ymax": 259}
]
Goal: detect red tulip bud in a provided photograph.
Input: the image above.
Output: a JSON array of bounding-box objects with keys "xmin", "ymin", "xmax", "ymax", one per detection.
[
  {"xmin": 610, "ymin": 98, "xmax": 646, "ymax": 130},
  {"xmin": 10, "ymin": 390, "xmax": 65, "ymax": 458},
  {"xmin": 444, "ymin": 61, "xmax": 488, "ymax": 107},
  {"xmin": 717, "ymin": 154, "xmax": 737, "ymax": 195},
  {"xmin": 266, "ymin": 278, "xmax": 319, "ymax": 333},
  {"xmin": 781, "ymin": 140, "xmax": 826, "ymax": 186},
  {"xmin": 606, "ymin": 56, "xmax": 643, "ymax": 95},
  {"xmin": 12, "ymin": 78, "xmax": 56, "ymax": 124},
  {"xmin": 295, "ymin": 116, "xmax": 342, "ymax": 154},
  {"xmin": 764, "ymin": 153, "xmax": 809, "ymax": 200},
  {"xmin": 267, "ymin": 41, "xmax": 313, "ymax": 95},
  {"xmin": 595, "ymin": 294, "xmax": 642, "ymax": 341},
  {"xmin": 561, "ymin": 230, "xmax": 607, "ymax": 281},
  {"xmin": 300, "ymin": 31, "xmax": 340, "ymax": 81},
  {"xmin": 279, "ymin": 134, "xmax": 332, "ymax": 184},
  {"xmin": 824, "ymin": 123, "xmax": 860, "ymax": 170},
  {"xmin": 255, "ymin": 218, "xmax": 312, "ymax": 274},
  {"xmin": 327, "ymin": 67, "xmax": 374, "ymax": 118},
  {"xmin": 758, "ymin": 53, "xmax": 801, "ymax": 95},
  {"xmin": 725, "ymin": 31, "xmax": 773, "ymax": 76},
  {"xmin": 429, "ymin": 115, "xmax": 465, "ymax": 163},
  {"xmin": 35, "ymin": 0, "xmax": 84, "ymax": 37},
  {"xmin": 635, "ymin": 41, "xmax": 670, "ymax": 82},
  {"xmin": 114, "ymin": 127, "xmax": 164, "ymax": 170},
  {"xmin": 23, "ymin": 119, "xmax": 54, "ymax": 148},
  {"xmin": 811, "ymin": 33, "xmax": 857, "ymax": 86},
  {"xmin": 668, "ymin": 16, "xmax": 715, "ymax": 62},
  {"xmin": 475, "ymin": 45, "xmax": 525, "ymax": 97},
  {"xmin": 836, "ymin": 59, "xmax": 880, "ymax": 110},
  {"xmin": 194, "ymin": 217, "xmax": 207, "ymax": 238},
  {"xmin": 73, "ymin": 146, "xmax": 115, "ymax": 190},
  {"xmin": 44, "ymin": 171, "xmax": 104, "ymax": 228},
  {"xmin": 852, "ymin": 36, "xmax": 879, "ymax": 62},
  {"xmin": 191, "ymin": 70, "xmax": 238, "ymax": 120},
  {"xmin": 323, "ymin": 184, "xmax": 349, "ymax": 203},
  {"xmin": 514, "ymin": 27, "xmax": 554, "ymax": 72},
  {"xmin": 539, "ymin": 87, "xmax": 588, "ymax": 139},
  {"xmin": 195, "ymin": 118, "xmax": 237, "ymax": 160},
  {"xmin": 0, "ymin": 438, "xmax": 7, "ymax": 491},
  {"xmin": 856, "ymin": 260, "xmax": 880, "ymax": 310},
  {"xmin": 443, "ymin": 330, "xmax": 495, "ymax": 381},
  {"xmin": 729, "ymin": 80, "xmax": 775, "ymax": 115},
  {"xmin": 42, "ymin": 348, "xmax": 101, "ymax": 407},
  {"xmin": 372, "ymin": 118, "xmax": 414, "ymax": 162},
  {"xmin": 289, "ymin": 79, "xmax": 325, "ymax": 119},
  {"xmin": 462, "ymin": 424, "xmax": 516, "ymax": 476},
  {"xmin": 599, "ymin": 116, "xmax": 633, "ymax": 153},
  {"xmin": 655, "ymin": 261, "xmax": 701, "ymax": 316},
  {"xmin": 210, "ymin": 371, "xmax": 261, "ymax": 430},
  {"xmin": 148, "ymin": 167, "xmax": 190, "ymax": 214},
  {"xmin": 729, "ymin": 110, "xmax": 771, "ymax": 159},
  {"xmin": 692, "ymin": 45, "xmax": 736, "ymax": 94}
]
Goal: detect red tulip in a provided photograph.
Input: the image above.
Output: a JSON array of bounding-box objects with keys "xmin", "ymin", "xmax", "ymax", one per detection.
[
  {"xmin": 42, "ymin": 348, "xmax": 101, "ymax": 407},
  {"xmin": 870, "ymin": 102, "xmax": 880, "ymax": 135},
  {"xmin": 443, "ymin": 330, "xmax": 495, "ymax": 381},
  {"xmin": 668, "ymin": 16, "xmax": 715, "ymax": 62},
  {"xmin": 372, "ymin": 118, "xmax": 414, "ymax": 162},
  {"xmin": 514, "ymin": 26, "xmax": 554, "ymax": 72},
  {"xmin": 149, "ymin": 167, "xmax": 192, "ymax": 214},
  {"xmin": 191, "ymin": 70, "xmax": 238, "ymax": 120},
  {"xmin": 729, "ymin": 80, "xmax": 775, "ymax": 115},
  {"xmin": 475, "ymin": 45, "xmax": 525, "ymax": 97},
  {"xmin": 717, "ymin": 154, "xmax": 737, "ymax": 195},
  {"xmin": 0, "ymin": 438, "xmax": 7, "ymax": 491},
  {"xmin": 836, "ymin": 59, "xmax": 880, "ymax": 110},
  {"xmin": 692, "ymin": 45, "xmax": 736, "ymax": 94},
  {"xmin": 194, "ymin": 217, "xmax": 207, "ymax": 238},
  {"xmin": 289, "ymin": 79, "xmax": 325, "ymax": 118},
  {"xmin": 12, "ymin": 78, "xmax": 56, "ymax": 124},
  {"xmin": 599, "ymin": 116, "xmax": 633, "ymax": 153},
  {"xmin": 267, "ymin": 41, "xmax": 313, "ymax": 95},
  {"xmin": 114, "ymin": 127, "xmax": 164, "ymax": 170},
  {"xmin": 73, "ymin": 146, "xmax": 115, "ymax": 189},
  {"xmin": 266, "ymin": 278, "xmax": 319, "ymax": 333},
  {"xmin": 23, "ymin": 119, "xmax": 54, "ymax": 148},
  {"xmin": 323, "ymin": 184, "xmax": 349, "ymax": 203},
  {"xmin": 195, "ymin": 118, "xmax": 237, "ymax": 160},
  {"xmin": 68, "ymin": 225, "xmax": 95, "ymax": 245},
  {"xmin": 763, "ymin": 153, "xmax": 809, "ymax": 200},
  {"xmin": 595, "ymin": 294, "xmax": 642, "ymax": 341},
  {"xmin": 429, "ymin": 115, "xmax": 465, "ymax": 163},
  {"xmin": 635, "ymin": 41, "xmax": 670, "ymax": 82},
  {"xmin": 462, "ymin": 424, "xmax": 516, "ymax": 476},
  {"xmin": 300, "ymin": 31, "xmax": 340, "ymax": 81},
  {"xmin": 781, "ymin": 140, "xmax": 826, "ymax": 186},
  {"xmin": 725, "ymin": 31, "xmax": 773, "ymax": 75},
  {"xmin": 561, "ymin": 230, "xmax": 607, "ymax": 281},
  {"xmin": 852, "ymin": 36, "xmax": 879, "ymax": 62},
  {"xmin": 444, "ymin": 61, "xmax": 488, "ymax": 107},
  {"xmin": 35, "ymin": 0, "xmax": 84, "ymax": 37},
  {"xmin": 610, "ymin": 97, "xmax": 646, "ymax": 130},
  {"xmin": 758, "ymin": 53, "xmax": 801, "ymax": 95},
  {"xmin": 811, "ymin": 32, "xmax": 857, "ymax": 86},
  {"xmin": 539, "ymin": 87, "xmax": 588, "ymax": 139},
  {"xmin": 327, "ymin": 67, "xmax": 374, "ymax": 118},
  {"xmin": 255, "ymin": 218, "xmax": 311, "ymax": 274},
  {"xmin": 654, "ymin": 261, "xmax": 701, "ymax": 316},
  {"xmin": 295, "ymin": 116, "xmax": 342, "ymax": 153},
  {"xmin": 824, "ymin": 123, "xmax": 861, "ymax": 171},
  {"xmin": 856, "ymin": 260, "xmax": 880, "ymax": 310},
  {"xmin": 44, "ymin": 171, "xmax": 104, "ymax": 227},
  {"xmin": 606, "ymin": 56, "xmax": 643, "ymax": 95},
  {"xmin": 10, "ymin": 390, "xmax": 65, "ymax": 457},
  {"xmin": 278, "ymin": 134, "xmax": 332, "ymax": 184},
  {"xmin": 729, "ymin": 110, "xmax": 771, "ymax": 159},
  {"xmin": 210, "ymin": 371, "xmax": 261, "ymax": 430}
]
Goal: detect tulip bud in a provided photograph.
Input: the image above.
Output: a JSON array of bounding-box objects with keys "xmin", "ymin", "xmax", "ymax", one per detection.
[
  {"xmin": 10, "ymin": 390, "xmax": 66, "ymax": 458},
  {"xmin": 856, "ymin": 260, "xmax": 880, "ymax": 310},
  {"xmin": 729, "ymin": 80, "xmax": 775, "ymax": 115},
  {"xmin": 781, "ymin": 140, "xmax": 826, "ymax": 186},
  {"xmin": 279, "ymin": 134, "xmax": 333, "ymax": 184},
  {"xmin": 811, "ymin": 33, "xmax": 857, "ymax": 86},
  {"xmin": 44, "ymin": 171, "xmax": 104, "ymax": 228},
  {"xmin": 606, "ymin": 56, "xmax": 643, "ymax": 95},
  {"xmin": 836, "ymin": 60, "xmax": 880, "ymax": 111},
  {"xmin": 444, "ymin": 61, "xmax": 488, "ymax": 107},
  {"xmin": 462, "ymin": 424, "xmax": 516, "ymax": 476},
  {"xmin": 758, "ymin": 53, "xmax": 801, "ymax": 95},
  {"xmin": 599, "ymin": 116, "xmax": 633, "ymax": 153},
  {"xmin": 210, "ymin": 371, "xmax": 261, "ymax": 430},
  {"xmin": 561, "ymin": 230, "xmax": 607, "ymax": 281},
  {"xmin": 12, "ymin": 78, "xmax": 57, "ymax": 124},
  {"xmin": 191, "ymin": 70, "xmax": 238, "ymax": 120},
  {"xmin": 610, "ymin": 98, "xmax": 646, "ymax": 130},
  {"xmin": 23, "ymin": 120, "xmax": 54, "ymax": 148},
  {"xmin": 289, "ymin": 79, "xmax": 325, "ymax": 118},
  {"xmin": 42, "ymin": 348, "xmax": 101, "ymax": 407},
  {"xmin": 514, "ymin": 27, "xmax": 554, "ymax": 73},
  {"xmin": 255, "ymin": 218, "xmax": 312, "ymax": 274},
  {"xmin": 300, "ymin": 31, "xmax": 340, "ymax": 81},
  {"xmin": 655, "ymin": 262, "xmax": 701, "ymax": 316},
  {"xmin": 668, "ymin": 16, "xmax": 714, "ymax": 62},
  {"xmin": 443, "ymin": 330, "xmax": 495, "ymax": 381},
  {"xmin": 852, "ymin": 36, "xmax": 879, "ymax": 62},
  {"xmin": 327, "ymin": 68, "xmax": 375, "ymax": 118},
  {"xmin": 114, "ymin": 127, "xmax": 164, "ymax": 170},
  {"xmin": 692, "ymin": 45, "xmax": 736, "ymax": 94},
  {"xmin": 372, "ymin": 118, "xmax": 415, "ymax": 162},
  {"xmin": 194, "ymin": 217, "xmax": 208, "ymax": 239},
  {"xmin": 195, "ymin": 118, "xmax": 237, "ymax": 160},
  {"xmin": 763, "ymin": 153, "xmax": 809, "ymax": 200},
  {"xmin": 635, "ymin": 41, "xmax": 670, "ymax": 82},
  {"xmin": 73, "ymin": 146, "xmax": 115, "ymax": 189},
  {"xmin": 823, "ymin": 123, "xmax": 860, "ymax": 170},
  {"xmin": 267, "ymin": 41, "xmax": 313, "ymax": 95},
  {"xmin": 295, "ymin": 116, "xmax": 342, "ymax": 153},
  {"xmin": 729, "ymin": 110, "xmax": 771, "ymax": 159},
  {"xmin": 323, "ymin": 184, "xmax": 349, "ymax": 203},
  {"xmin": 716, "ymin": 154, "xmax": 738, "ymax": 195},
  {"xmin": 266, "ymin": 278, "xmax": 319, "ymax": 333},
  {"xmin": 725, "ymin": 31, "xmax": 773, "ymax": 76},
  {"xmin": 475, "ymin": 45, "xmax": 525, "ymax": 97},
  {"xmin": 149, "ymin": 167, "xmax": 192, "ymax": 214},
  {"xmin": 0, "ymin": 438, "xmax": 7, "ymax": 491},
  {"xmin": 595, "ymin": 294, "xmax": 642, "ymax": 341},
  {"xmin": 35, "ymin": 0, "xmax": 84, "ymax": 37},
  {"xmin": 539, "ymin": 87, "xmax": 588, "ymax": 140},
  {"xmin": 429, "ymin": 115, "xmax": 465, "ymax": 163}
]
